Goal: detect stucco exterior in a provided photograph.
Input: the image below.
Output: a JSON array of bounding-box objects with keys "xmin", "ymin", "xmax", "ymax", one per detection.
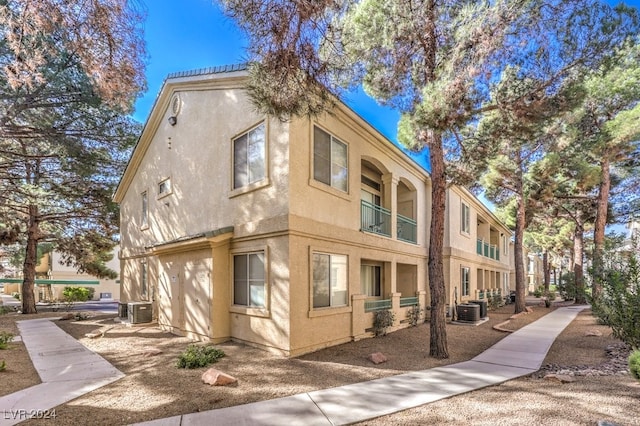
[{"xmin": 115, "ymin": 65, "xmax": 513, "ymax": 356}]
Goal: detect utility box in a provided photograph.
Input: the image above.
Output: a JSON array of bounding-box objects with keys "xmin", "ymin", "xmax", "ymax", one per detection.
[
  {"xmin": 118, "ymin": 302, "xmax": 128, "ymax": 318},
  {"xmin": 128, "ymin": 302, "xmax": 152, "ymax": 324},
  {"xmin": 470, "ymin": 300, "xmax": 488, "ymax": 318},
  {"xmin": 456, "ymin": 303, "xmax": 480, "ymax": 322}
]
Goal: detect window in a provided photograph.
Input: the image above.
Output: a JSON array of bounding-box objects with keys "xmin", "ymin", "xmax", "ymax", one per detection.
[
  {"xmin": 361, "ymin": 264, "xmax": 381, "ymax": 297},
  {"xmin": 461, "ymin": 203, "xmax": 470, "ymax": 234},
  {"xmin": 141, "ymin": 261, "xmax": 148, "ymax": 300},
  {"xmin": 158, "ymin": 178, "xmax": 171, "ymax": 196},
  {"xmin": 233, "ymin": 123, "xmax": 266, "ymax": 189},
  {"xmin": 312, "ymin": 253, "xmax": 348, "ymax": 308},
  {"xmin": 502, "ymin": 235, "xmax": 508, "ymax": 255},
  {"xmin": 233, "ymin": 252, "xmax": 265, "ymax": 307},
  {"xmin": 313, "ymin": 126, "xmax": 348, "ymax": 192},
  {"xmin": 141, "ymin": 191, "xmax": 148, "ymax": 228},
  {"xmin": 461, "ymin": 267, "xmax": 470, "ymax": 297}
]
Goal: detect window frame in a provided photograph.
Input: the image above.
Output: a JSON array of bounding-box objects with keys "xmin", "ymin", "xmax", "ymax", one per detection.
[
  {"xmin": 312, "ymin": 252, "xmax": 348, "ymax": 309},
  {"xmin": 361, "ymin": 263, "xmax": 382, "ymax": 298},
  {"xmin": 461, "ymin": 202, "xmax": 470, "ymax": 234},
  {"xmin": 232, "ymin": 122, "xmax": 267, "ymax": 192},
  {"xmin": 157, "ymin": 177, "xmax": 172, "ymax": 199},
  {"xmin": 229, "ymin": 247, "xmax": 270, "ymax": 317},
  {"xmin": 141, "ymin": 190, "xmax": 149, "ymax": 229},
  {"xmin": 461, "ymin": 266, "xmax": 470, "ymax": 297},
  {"xmin": 312, "ymin": 125, "xmax": 349, "ymax": 193}
]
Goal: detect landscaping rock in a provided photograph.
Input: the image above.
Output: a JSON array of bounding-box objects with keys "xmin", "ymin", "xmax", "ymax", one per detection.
[
  {"xmin": 585, "ymin": 329, "xmax": 603, "ymax": 337},
  {"xmin": 142, "ymin": 348, "xmax": 163, "ymax": 357},
  {"xmin": 544, "ymin": 374, "xmax": 575, "ymax": 383},
  {"xmin": 59, "ymin": 313, "xmax": 75, "ymax": 321},
  {"xmin": 85, "ymin": 329, "xmax": 103, "ymax": 339},
  {"xmin": 201, "ymin": 368, "xmax": 237, "ymax": 386},
  {"xmin": 368, "ymin": 352, "xmax": 388, "ymax": 364}
]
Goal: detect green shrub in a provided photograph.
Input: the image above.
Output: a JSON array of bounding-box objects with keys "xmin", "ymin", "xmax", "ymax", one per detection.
[
  {"xmin": 630, "ymin": 351, "xmax": 640, "ymax": 381},
  {"xmin": 0, "ymin": 306, "xmax": 10, "ymax": 315},
  {"xmin": 406, "ymin": 304, "xmax": 423, "ymax": 327},
  {"xmin": 488, "ymin": 294, "xmax": 503, "ymax": 310},
  {"xmin": 12, "ymin": 293, "xmax": 20, "ymax": 300},
  {"xmin": 557, "ymin": 272, "xmax": 577, "ymax": 300},
  {"xmin": 176, "ymin": 344, "xmax": 225, "ymax": 369},
  {"xmin": 61, "ymin": 287, "xmax": 90, "ymax": 311},
  {"xmin": 0, "ymin": 331, "xmax": 14, "ymax": 349},
  {"xmin": 373, "ymin": 309, "xmax": 395, "ymax": 336},
  {"xmin": 0, "ymin": 360, "xmax": 6, "ymax": 371},
  {"xmin": 591, "ymin": 254, "xmax": 640, "ymax": 349},
  {"xmin": 533, "ymin": 286, "xmax": 543, "ymax": 298}
]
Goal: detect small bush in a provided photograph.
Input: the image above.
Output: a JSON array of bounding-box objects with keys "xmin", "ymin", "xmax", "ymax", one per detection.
[
  {"xmin": 533, "ymin": 286, "xmax": 543, "ymax": 298},
  {"xmin": 406, "ymin": 304, "xmax": 423, "ymax": 327},
  {"xmin": 373, "ymin": 309, "xmax": 395, "ymax": 336},
  {"xmin": 0, "ymin": 331, "xmax": 14, "ymax": 350},
  {"xmin": 62, "ymin": 287, "xmax": 90, "ymax": 311},
  {"xmin": 0, "ymin": 306, "xmax": 10, "ymax": 315},
  {"xmin": 176, "ymin": 344, "xmax": 225, "ymax": 369},
  {"xmin": 629, "ymin": 351, "xmax": 640, "ymax": 381},
  {"xmin": 488, "ymin": 294, "xmax": 503, "ymax": 310},
  {"xmin": 0, "ymin": 360, "xmax": 6, "ymax": 371},
  {"xmin": 12, "ymin": 293, "xmax": 20, "ymax": 300}
]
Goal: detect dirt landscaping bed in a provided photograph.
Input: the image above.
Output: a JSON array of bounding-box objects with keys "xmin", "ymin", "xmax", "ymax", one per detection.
[{"xmin": 1, "ymin": 304, "xmax": 636, "ymax": 425}]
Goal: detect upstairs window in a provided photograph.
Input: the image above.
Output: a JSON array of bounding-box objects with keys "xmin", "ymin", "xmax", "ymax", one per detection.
[
  {"xmin": 313, "ymin": 126, "xmax": 348, "ymax": 192},
  {"xmin": 233, "ymin": 123, "xmax": 266, "ymax": 189},
  {"xmin": 158, "ymin": 178, "xmax": 171, "ymax": 197},
  {"xmin": 461, "ymin": 203, "xmax": 470, "ymax": 234},
  {"xmin": 141, "ymin": 191, "xmax": 148, "ymax": 228}
]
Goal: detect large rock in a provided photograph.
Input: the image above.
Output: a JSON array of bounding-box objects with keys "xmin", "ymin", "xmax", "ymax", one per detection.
[
  {"xmin": 201, "ymin": 368, "xmax": 237, "ymax": 386},
  {"xmin": 368, "ymin": 352, "xmax": 388, "ymax": 365},
  {"xmin": 544, "ymin": 373, "xmax": 575, "ymax": 383},
  {"xmin": 585, "ymin": 329, "xmax": 603, "ymax": 337},
  {"xmin": 85, "ymin": 329, "xmax": 103, "ymax": 339}
]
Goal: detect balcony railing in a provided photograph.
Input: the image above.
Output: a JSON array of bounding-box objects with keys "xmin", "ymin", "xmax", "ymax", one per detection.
[
  {"xmin": 361, "ymin": 200, "xmax": 391, "ymax": 237},
  {"xmin": 397, "ymin": 214, "xmax": 417, "ymax": 244},
  {"xmin": 476, "ymin": 239, "xmax": 500, "ymax": 261},
  {"xmin": 364, "ymin": 299, "xmax": 392, "ymax": 312},
  {"xmin": 399, "ymin": 296, "xmax": 419, "ymax": 307}
]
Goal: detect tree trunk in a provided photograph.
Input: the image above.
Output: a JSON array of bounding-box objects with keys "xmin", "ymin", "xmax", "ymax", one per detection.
[
  {"xmin": 514, "ymin": 191, "xmax": 527, "ymax": 314},
  {"xmin": 543, "ymin": 251, "xmax": 550, "ymax": 291},
  {"xmin": 592, "ymin": 157, "xmax": 610, "ymax": 299},
  {"xmin": 573, "ymin": 213, "xmax": 586, "ymax": 305},
  {"xmin": 21, "ymin": 205, "xmax": 39, "ymax": 314},
  {"xmin": 427, "ymin": 129, "xmax": 449, "ymax": 359}
]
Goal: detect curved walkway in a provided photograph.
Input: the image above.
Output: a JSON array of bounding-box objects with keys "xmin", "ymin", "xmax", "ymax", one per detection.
[{"xmin": 0, "ymin": 306, "xmax": 586, "ymax": 426}]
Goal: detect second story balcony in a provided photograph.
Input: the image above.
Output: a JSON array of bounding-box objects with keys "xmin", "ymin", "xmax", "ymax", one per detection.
[
  {"xmin": 361, "ymin": 200, "xmax": 418, "ymax": 244},
  {"xmin": 477, "ymin": 238, "xmax": 500, "ymax": 261}
]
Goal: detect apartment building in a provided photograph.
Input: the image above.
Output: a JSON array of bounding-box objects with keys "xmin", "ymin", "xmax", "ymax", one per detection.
[{"xmin": 115, "ymin": 65, "xmax": 512, "ymax": 356}]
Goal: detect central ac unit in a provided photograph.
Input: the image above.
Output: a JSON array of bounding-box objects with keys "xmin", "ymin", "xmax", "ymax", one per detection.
[{"xmin": 128, "ymin": 302, "xmax": 152, "ymax": 324}]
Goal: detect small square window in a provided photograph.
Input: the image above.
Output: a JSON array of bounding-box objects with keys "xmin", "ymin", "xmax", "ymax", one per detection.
[{"xmin": 158, "ymin": 178, "xmax": 171, "ymax": 196}]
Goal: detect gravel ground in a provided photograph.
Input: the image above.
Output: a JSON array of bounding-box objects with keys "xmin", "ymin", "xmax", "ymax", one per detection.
[{"xmin": 0, "ymin": 304, "xmax": 637, "ymax": 425}]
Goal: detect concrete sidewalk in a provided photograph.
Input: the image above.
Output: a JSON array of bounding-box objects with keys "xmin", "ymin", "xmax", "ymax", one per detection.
[
  {"xmin": 0, "ymin": 318, "xmax": 124, "ymax": 426},
  {"xmin": 135, "ymin": 305, "xmax": 587, "ymax": 426}
]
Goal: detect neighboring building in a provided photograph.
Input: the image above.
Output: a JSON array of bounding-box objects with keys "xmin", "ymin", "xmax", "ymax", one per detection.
[
  {"xmin": 527, "ymin": 251, "xmax": 545, "ymax": 293},
  {"xmin": 444, "ymin": 186, "xmax": 512, "ymax": 311},
  {"xmin": 1, "ymin": 250, "xmax": 120, "ymax": 301},
  {"xmin": 114, "ymin": 65, "xmax": 512, "ymax": 357}
]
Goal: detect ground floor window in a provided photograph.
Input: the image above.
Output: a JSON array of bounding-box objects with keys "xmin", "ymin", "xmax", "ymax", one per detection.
[
  {"xmin": 461, "ymin": 266, "xmax": 470, "ymax": 297},
  {"xmin": 312, "ymin": 253, "xmax": 348, "ymax": 308},
  {"xmin": 361, "ymin": 264, "xmax": 381, "ymax": 297},
  {"xmin": 233, "ymin": 252, "xmax": 265, "ymax": 307}
]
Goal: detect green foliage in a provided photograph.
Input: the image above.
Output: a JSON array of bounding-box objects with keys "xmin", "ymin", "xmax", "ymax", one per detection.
[
  {"xmin": 406, "ymin": 304, "xmax": 423, "ymax": 327},
  {"xmin": 488, "ymin": 294, "xmax": 503, "ymax": 310},
  {"xmin": 533, "ymin": 286, "xmax": 543, "ymax": 298},
  {"xmin": 629, "ymin": 350, "xmax": 640, "ymax": 381},
  {"xmin": 0, "ymin": 331, "xmax": 14, "ymax": 349},
  {"xmin": 12, "ymin": 293, "xmax": 20, "ymax": 300},
  {"xmin": 591, "ymin": 253, "xmax": 640, "ymax": 349},
  {"xmin": 61, "ymin": 287, "xmax": 90, "ymax": 311},
  {"xmin": 0, "ymin": 360, "xmax": 5, "ymax": 371},
  {"xmin": 176, "ymin": 345, "xmax": 226, "ymax": 369},
  {"xmin": 373, "ymin": 309, "xmax": 395, "ymax": 336},
  {"xmin": 0, "ymin": 306, "xmax": 10, "ymax": 315},
  {"xmin": 557, "ymin": 272, "xmax": 578, "ymax": 300}
]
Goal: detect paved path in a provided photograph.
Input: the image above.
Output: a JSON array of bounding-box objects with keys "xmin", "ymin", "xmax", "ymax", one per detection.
[
  {"xmin": 0, "ymin": 319, "xmax": 124, "ymax": 426},
  {"xmin": 0, "ymin": 305, "xmax": 586, "ymax": 426}
]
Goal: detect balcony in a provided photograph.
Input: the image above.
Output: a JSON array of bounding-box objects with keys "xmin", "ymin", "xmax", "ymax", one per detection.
[
  {"xmin": 476, "ymin": 239, "xmax": 500, "ymax": 261},
  {"xmin": 397, "ymin": 214, "xmax": 417, "ymax": 244},
  {"xmin": 364, "ymin": 299, "xmax": 392, "ymax": 312},
  {"xmin": 361, "ymin": 200, "xmax": 391, "ymax": 237},
  {"xmin": 361, "ymin": 200, "xmax": 418, "ymax": 243}
]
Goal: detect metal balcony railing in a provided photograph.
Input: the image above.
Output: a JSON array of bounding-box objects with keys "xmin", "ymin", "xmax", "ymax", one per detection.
[
  {"xmin": 476, "ymin": 239, "xmax": 500, "ymax": 261},
  {"xmin": 361, "ymin": 200, "xmax": 391, "ymax": 237},
  {"xmin": 399, "ymin": 296, "xmax": 419, "ymax": 307},
  {"xmin": 364, "ymin": 299, "xmax": 392, "ymax": 312},
  {"xmin": 397, "ymin": 214, "xmax": 417, "ymax": 243}
]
